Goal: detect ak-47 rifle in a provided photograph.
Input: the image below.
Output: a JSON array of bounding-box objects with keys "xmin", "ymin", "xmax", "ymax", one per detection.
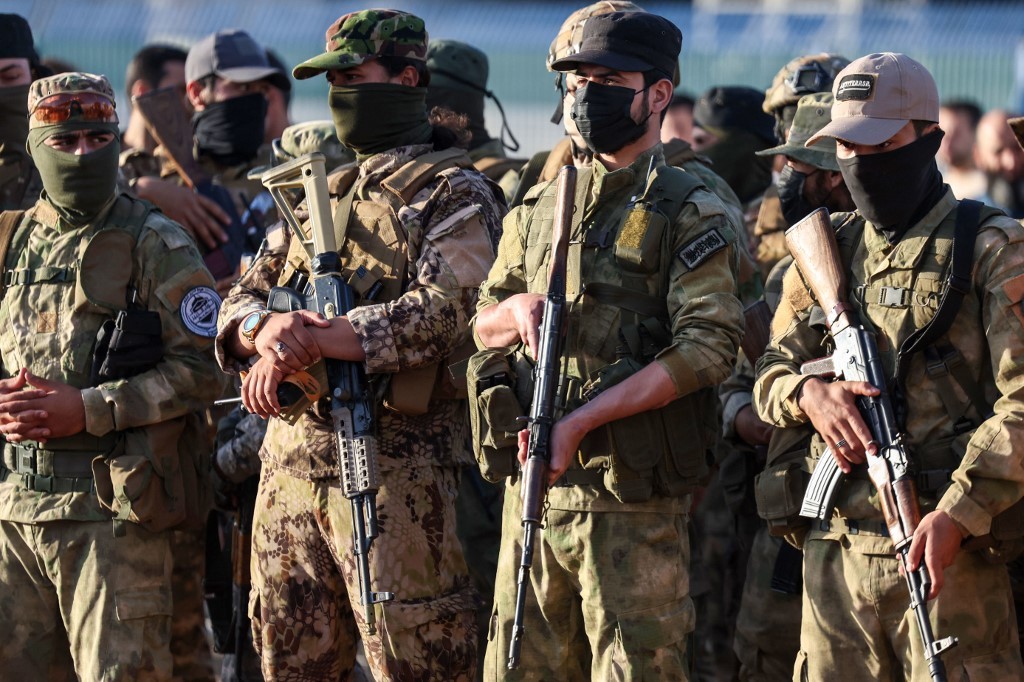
[
  {"xmin": 259, "ymin": 152, "xmax": 394, "ymax": 633},
  {"xmin": 507, "ymin": 165, "xmax": 576, "ymax": 670},
  {"xmin": 132, "ymin": 86, "xmax": 246, "ymax": 279},
  {"xmin": 787, "ymin": 208, "xmax": 957, "ymax": 682}
]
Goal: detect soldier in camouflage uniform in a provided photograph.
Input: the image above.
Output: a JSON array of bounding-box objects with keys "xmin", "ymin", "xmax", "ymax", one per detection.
[
  {"xmin": 754, "ymin": 53, "xmax": 1024, "ymax": 681},
  {"xmin": 216, "ymin": 10, "xmax": 505, "ymax": 680},
  {"xmin": 475, "ymin": 12, "xmax": 743, "ymax": 680},
  {"xmin": 752, "ymin": 53, "xmax": 849, "ymax": 276},
  {"xmin": 426, "ymin": 40, "xmax": 523, "ymax": 203},
  {"xmin": 0, "ymin": 72, "xmax": 224, "ymax": 681},
  {"xmin": 717, "ymin": 92, "xmax": 854, "ymax": 682},
  {"xmin": 0, "ymin": 14, "xmax": 45, "ymax": 211}
]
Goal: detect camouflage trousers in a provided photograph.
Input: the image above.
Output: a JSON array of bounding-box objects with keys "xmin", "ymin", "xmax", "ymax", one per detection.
[
  {"xmin": 170, "ymin": 526, "xmax": 216, "ymax": 681},
  {"xmin": 484, "ymin": 486, "xmax": 694, "ymax": 681},
  {"xmin": 0, "ymin": 518, "xmax": 173, "ymax": 681},
  {"xmin": 733, "ymin": 527, "xmax": 801, "ymax": 681},
  {"xmin": 249, "ymin": 464, "xmax": 479, "ymax": 681},
  {"xmin": 797, "ymin": 537, "xmax": 1024, "ymax": 681}
]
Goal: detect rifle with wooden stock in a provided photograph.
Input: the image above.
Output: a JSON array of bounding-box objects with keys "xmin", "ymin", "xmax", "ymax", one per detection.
[
  {"xmin": 259, "ymin": 152, "xmax": 394, "ymax": 633},
  {"xmin": 132, "ymin": 86, "xmax": 245, "ymax": 279},
  {"xmin": 788, "ymin": 208, "xmax": 957, "ymax": 682},
  {"xmin": 507, "ymin": 165, "xmax": 576, "ymax": 670}
]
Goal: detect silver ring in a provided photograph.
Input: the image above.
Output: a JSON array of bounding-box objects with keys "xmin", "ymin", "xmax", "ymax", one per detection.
[
  {"xmin": 274, "ymin": 341, "xmax": 287, "ymax": 354},
  {"xmin": 835, "ymin": 439, "xmax": 848, "ymax": 448}
]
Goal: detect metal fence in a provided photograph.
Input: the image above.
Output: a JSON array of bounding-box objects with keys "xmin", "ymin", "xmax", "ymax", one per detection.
[{"xmin": 11, "ymin": 0, "xmax": 1024, "ymax": 156}]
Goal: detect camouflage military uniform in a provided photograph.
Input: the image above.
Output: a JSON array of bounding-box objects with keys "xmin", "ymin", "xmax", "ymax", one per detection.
[
  {"xmin": 217, "ymin": 135, "xmax": 503, "ymax": 680},
  {"xmin": 477, "ymin": 143, "xmax": 744, "ymax": 680},
  {"xmin": 0, "ymin": 73, "xmax": 224, "ymax": 682},
  {"xmin": 755, "ymin": 190, "xmax": 1024, "ymax": 680},
  {"xmin": 0, "ymin": 152, "xmax": 42, "ymax": 211}
]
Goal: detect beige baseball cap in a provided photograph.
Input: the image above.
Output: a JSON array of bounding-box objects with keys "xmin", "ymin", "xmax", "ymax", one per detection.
[{"xmin": 806, "ymin": 52, "xmax": 938, "ymax": 148}]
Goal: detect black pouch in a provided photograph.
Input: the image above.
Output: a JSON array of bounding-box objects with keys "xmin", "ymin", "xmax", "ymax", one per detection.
[{"xmin": 91, "ymin": 309, "xmax": 163, "ymax": 385}]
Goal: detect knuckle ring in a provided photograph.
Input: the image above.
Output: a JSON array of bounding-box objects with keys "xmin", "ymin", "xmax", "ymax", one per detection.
[
  {"xmin": 835, "ymin": 439, "xmax": 848, "ymax": 448},
  {"xmin": 274, "ymin": 341, "xmax": 288, "ymax": 354}
]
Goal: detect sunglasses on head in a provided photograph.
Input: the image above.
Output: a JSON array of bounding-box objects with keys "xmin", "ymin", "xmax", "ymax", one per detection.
[{"xmin": 30, "ymin": 92, "xmax": 117, "ymax": 127}]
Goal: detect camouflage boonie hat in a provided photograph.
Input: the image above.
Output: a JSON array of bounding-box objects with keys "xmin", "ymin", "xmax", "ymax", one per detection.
[
  {"xmin": 293, "ymin": 9, "xmax": 428, "ymax": 80},
  {"xmin": 427, "ymin": 40, "xmax": 488, "ymax": 92},
  {"xmin": 276, "ymin": 120, "xmax": 354, "ymax": 170},
  {"xmin": 763, "ymin": 53, "xmax": 850, "ymax": 115},
  {"xmin": 548, "ymin": 1, "xmax": 645, "ymax": 70},
  {"xmin": 756, "ymin": 93, "xmax": 839, "ymax": 171},
  {"xmin": 28, "ymin": 72, "xmax": 118, "ymax": 126}
]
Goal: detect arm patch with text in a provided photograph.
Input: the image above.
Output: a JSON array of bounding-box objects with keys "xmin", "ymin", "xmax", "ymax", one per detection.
[{"xmin": 678, "ymin": 228, "xmax": 728, "ymax": 270}]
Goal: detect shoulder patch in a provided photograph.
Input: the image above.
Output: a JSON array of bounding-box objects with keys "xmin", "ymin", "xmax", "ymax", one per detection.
[
  {"xmin": 678, "ymin": 228, "xmax": 728, "ymax": 269},
  {"xmin": 180, "ymin": 286, "xmax": 220, "ymax": 338}
]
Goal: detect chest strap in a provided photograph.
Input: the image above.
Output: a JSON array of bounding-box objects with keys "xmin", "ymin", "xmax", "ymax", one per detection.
[{"xmin": 3, "ymin": 266, "xmax": 76, "ymax": 287}]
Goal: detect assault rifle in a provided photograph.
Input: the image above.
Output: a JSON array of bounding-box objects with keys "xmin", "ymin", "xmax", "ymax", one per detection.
[
  {"xmin": 132, "ymin": 86, "xmax": 246, "ymax": 279},
  {"xmin": 788, "ymin": 208, "xmax": 957, "ymax": 682},
  {"xmin": 508, "ymin": 165, "xmax": 576, "ymax": 670},
  {"xmin": 260, "ymin": 153, "xmax": 394, "ymax": 633}
]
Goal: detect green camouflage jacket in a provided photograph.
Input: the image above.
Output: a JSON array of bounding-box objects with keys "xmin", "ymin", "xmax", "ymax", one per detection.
[{"xmin": 754, "ymin": 190, "xmax": 1024, "ymax": 553}]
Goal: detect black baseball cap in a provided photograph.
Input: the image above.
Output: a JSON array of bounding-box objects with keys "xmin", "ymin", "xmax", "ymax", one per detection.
[
  {"xmin": 0, "ymin": 14, "xmax": 39, "ymax": 63},
  {"xmin": 549, "ymin": 11, "xmax": 681, "ymax": 80},
  {"xmin": 186, "ymin": 29, "xmax": 287, "ymax": 91},
  {"xmin": 695, "ymin": 86, "xmax": 776, "ymax": 145}
]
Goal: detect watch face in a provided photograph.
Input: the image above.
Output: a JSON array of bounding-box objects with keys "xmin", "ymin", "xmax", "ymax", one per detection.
[{"xmin": 242, "ymin": 311, "xmax": 263, "ymax": 334}]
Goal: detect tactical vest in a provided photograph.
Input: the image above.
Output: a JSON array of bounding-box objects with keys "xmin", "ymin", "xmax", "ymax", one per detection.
[
  {"xmin": 526, "ymin": 164, "xmax": 725, "ymax": 502},
  {"xmin": 0, "ymin": 197, "xmax": 210, "ymax": 532},
  {"xmin": 278, "ymin": 147, "xmax": 476, "ymax": 415}
]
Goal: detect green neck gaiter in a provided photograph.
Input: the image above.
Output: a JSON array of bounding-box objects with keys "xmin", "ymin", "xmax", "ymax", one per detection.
[
  {"xmin": 28, "ymin": 121, "xmax": 121, "ymax": 225},
  {"xmin": 426, "ymin": 86, "xmax": 489, "ymax": 150},
  {"xmin": 0, "ymin": 84, "xmax": 31, "ymax": 184},
  {"xmin": 329, "ymin": 83, "xmax": 433, "ymax": 160}
]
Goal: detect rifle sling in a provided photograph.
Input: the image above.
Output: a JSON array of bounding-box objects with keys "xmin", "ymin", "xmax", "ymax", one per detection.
[
  {"xmin": 894, "ymin": 199, "xmax": 981, "ymax": 389},
  {"xmin": 0, "ymin": 209, "xmax": 27, "ymax": 300}
]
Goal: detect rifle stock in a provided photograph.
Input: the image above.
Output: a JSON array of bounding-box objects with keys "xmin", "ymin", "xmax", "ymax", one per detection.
[
  {"xmin": 132, "ymin": 87, "xmax": 246, "ymax": 279},
  {"xmin": 508, "ymin": 165, "xmax": 576, "ymax": 670},
  {"xmin": 261, "ymin": 153, "xmax": 394, "ymax": 634},
  {"xmin": 786, "ymin": 208, "xmax": 957, "ymax": 681}
]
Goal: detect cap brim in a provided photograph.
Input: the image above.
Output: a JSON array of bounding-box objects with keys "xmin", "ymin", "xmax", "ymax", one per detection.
[
  {"xmin": 550, "ymin": 48, "xmax": 652, "ymax": 74},
  {"xmin": 806, "ymin": 116, "xmax": 906, "ymax": 148},
  {"xmin": 216, "ymin": 65, "xmax": 282, "ymax": 84},
  {"xmin": 292, "ymin": 51, "xmax": 368, "ymax": 80}
]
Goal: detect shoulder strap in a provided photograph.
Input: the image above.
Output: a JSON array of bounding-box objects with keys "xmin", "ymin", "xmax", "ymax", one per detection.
[
  {"xmin": 381, "ymin": 147, "xmax": 472, "ymax": 206},
  {"xmin": 894, "ymin": 199, "xmax": 981, "ymax": 387},
  {"xmin": 0, "ymin": 210, "xmax": 26, "ymax": 300},
  {"xmin": 510, "ymin": 149, "xmax": 551, "ymax": 209}
]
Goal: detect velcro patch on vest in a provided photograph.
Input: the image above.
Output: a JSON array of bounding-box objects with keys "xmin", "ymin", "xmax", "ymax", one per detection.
[
  {"xmin": 678, "ymin": 229, "xmax": 727, "ymax": 269},
  {"xmin": 836, "ymin": 74, "xmax": 876, "ymax": 102},
  {"xmin": 180, "ymin": 286, "xmax": 220, "ymax": 338}
]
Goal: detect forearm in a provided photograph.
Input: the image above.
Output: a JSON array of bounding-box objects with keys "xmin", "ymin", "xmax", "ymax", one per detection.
[
  {"xmin": 474, "ymin": 300, "xmax": 520, "ymax": 349},
  {"xmin": 566, "ymin": 361, "xmax": 677, "ymax": 435},
  {"xmin": 310, "ymin": 317, "xmax": 366, "ymax": 362}
]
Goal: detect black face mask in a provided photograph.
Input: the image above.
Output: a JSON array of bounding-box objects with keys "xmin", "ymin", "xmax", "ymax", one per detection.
[
  {"xmin": 570, "ymin": 82, "xmax": 650, "ymax": 155},
  {"xmin": 777, "ymin": 164, "xmax": 820, "ymax": 226},
  {"xmin": 837, "ymin": 129, "xmax": 945, "ymax": 236},
  {"xmin": 193, "ymin": 92, "xmax": 266, "ymax": 166}
]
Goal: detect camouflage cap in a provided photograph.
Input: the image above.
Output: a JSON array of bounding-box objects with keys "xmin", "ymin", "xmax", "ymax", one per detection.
[
  {"xmin": 756, "ymin": 93, "xmax": 839, "ymax": 171},
  {"xmin": 763, "ymin": 53, "xmax": 850, "ymax": 115},
  {"xmin": 293, "ymin": 9, "xmax": 428, "ymax": 81},
  {"xmin": 275, "ymin": 120, "xmax": 354, "ymax": 170},
  {"xmin": 548, "ymin": 1, "xmax": 645, "ymax": 70},
  {"xmin": 427, "ymin": 40, "xmax": 488, "ymax": 93},
  {"xmin": 28, "ymin": 72, "xmax": 117, "ymax": 124}
]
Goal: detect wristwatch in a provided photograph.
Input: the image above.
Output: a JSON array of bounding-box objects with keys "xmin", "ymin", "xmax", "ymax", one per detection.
[{"xmin": 240, "ymin": 309, "xmax": 273, "ymax": 346}]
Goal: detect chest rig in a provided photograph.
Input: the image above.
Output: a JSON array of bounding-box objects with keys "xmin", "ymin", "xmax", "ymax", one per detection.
[
  {"xmin": 277, "ymin": 148, "xmax": 475, "ymax": 415},
  {"xmin": 527, "ymin": 164, "xmax": 725, "ymax": 502}
]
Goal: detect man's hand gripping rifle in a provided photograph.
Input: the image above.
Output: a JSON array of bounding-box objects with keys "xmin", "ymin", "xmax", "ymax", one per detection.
[
  {"xmin": 787, "ymin": 208, "xmax": 957, "ymax": 682},
  {"xmin": 260, "ymin": 153, "xmax": 394, "ymax": 634},
  {"xmin": 507, "ymin": 165, "xmax": 576, "ymax": 670}
]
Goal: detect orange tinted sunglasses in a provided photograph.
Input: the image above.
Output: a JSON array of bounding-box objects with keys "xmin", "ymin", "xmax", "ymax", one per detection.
[{"xmin": 30, "ymin": 92, "xmax": 117, "ymax": 127}]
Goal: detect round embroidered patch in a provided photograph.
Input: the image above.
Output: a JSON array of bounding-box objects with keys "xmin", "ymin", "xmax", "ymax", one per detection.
[{"xmin": 180, "ymin": 286, "xmax": 220, "ymax": 338}]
